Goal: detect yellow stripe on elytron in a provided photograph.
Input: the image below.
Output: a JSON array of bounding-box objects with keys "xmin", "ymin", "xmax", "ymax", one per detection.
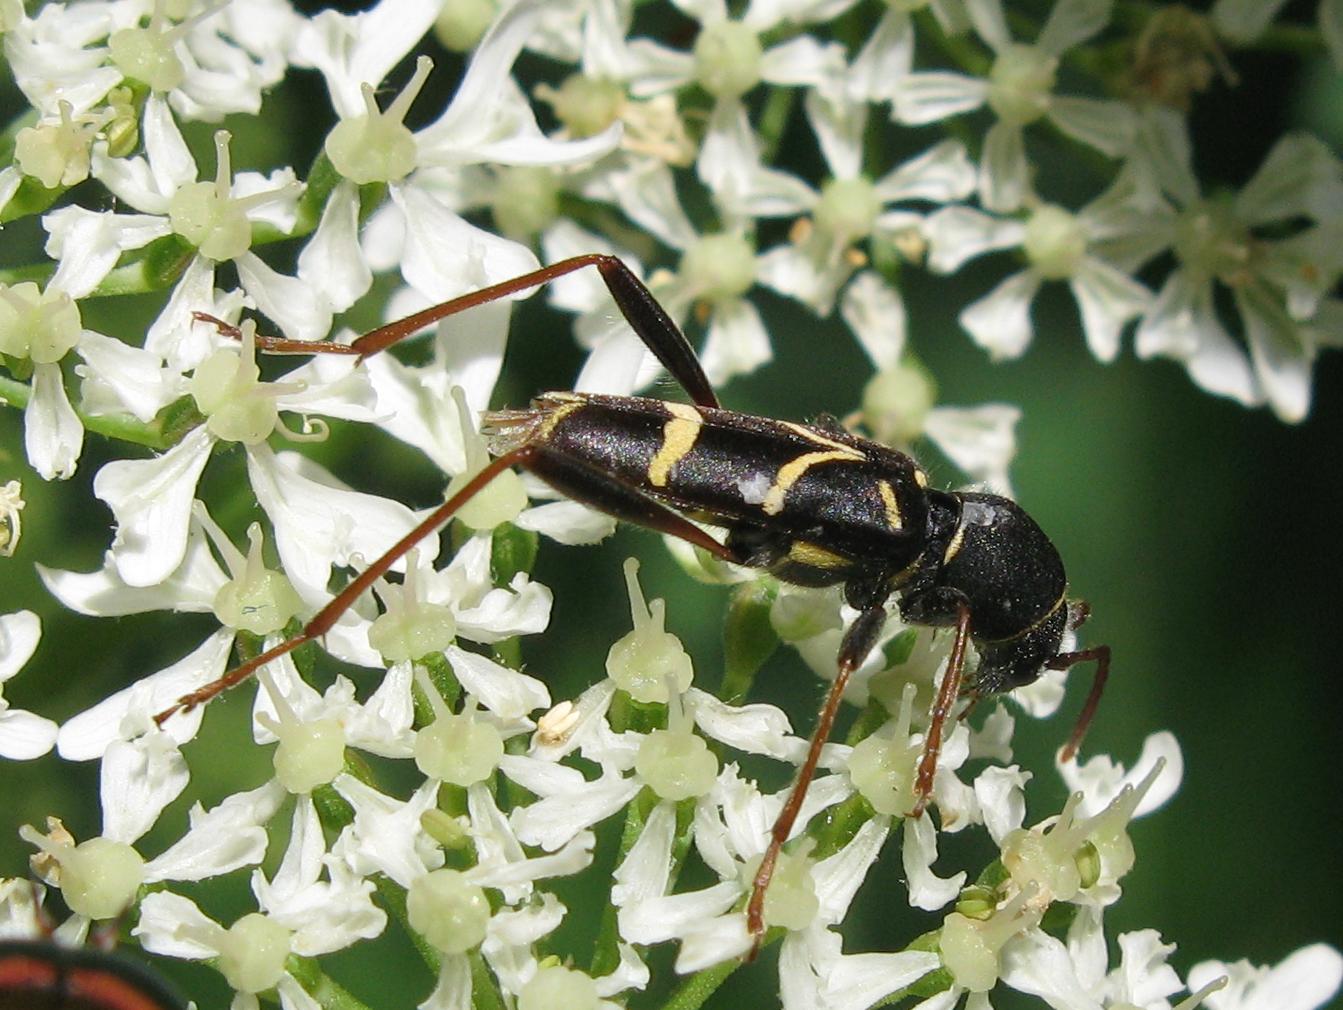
[
  {"xmin": 878, "ymin": 480, "xmax": 902, "ymax": 530},
  {"xmin": 538, "ymin": 398, "xmax": 585, "ymax": 439},
  {"xmin": 779, "ymin": 420, "xmax": 861, "ymax": 455},
  {"xmin": 762, "ymin": 446, "xmax": 864, "ymax": 516},
  {"xmin": 648, "ymin": 402, "xmax": 703, "ymax": 487},
  {"xmin": 788, "ymin": 539, "xmax": 849, "ymax": 569}
]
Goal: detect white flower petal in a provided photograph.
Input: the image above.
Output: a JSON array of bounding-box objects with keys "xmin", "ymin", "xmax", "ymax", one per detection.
[
  {"xmin": 902, "ymin": 811, "xmax": 966, "ymax": 910},
  {"xmin": 687, "ymin": 688, "xmax": 796, "ymax": 759},
  {"xmin": 419, "ymin": 953, "xmax": 473, "ymax": 1010},
  {"xmin": 700, "ymin": 101, "xmax": 816, "ymax": 216},
  {"xmin": 760, "ymin": 35, "xmax": 845, "ymax": 88},
  {"xmin": 700, "ymin": 297, "xmax": 772, "ymax": 385},
  {"xmin": 0, "ymin": 700, "xmax": 58, "ymax": 760},
  {"xmin": 510, "ymin": 769, "xmax": 640, "ymax": 850},
  {"xmin": 973, "ymin": 764, "xmax": 1030, "ymax": 844},
  {"xmin": 812, "ymin": 816, "xmax": 890, "ymax": 923},
  {"xmin": 0, "ymin": 610, "xmax": 42, "ymax": 681},
  {"xmin": 394, "ymin": 185, "xmax": 540, "ymax": 301},
  {"xmin": 1070, "ymin": 258, "xmax": 1151, "ymax": 363},
  {"xmin": 1000, "ymin": 927, "xmax": 1103, "ymax": 1010},
  {"xmin": 25, "ymin": 361, "xmax": 84, "ymax": 481},
  {"xmin": 840, "ymin": 271, "xmax": 906, "ymax": 370},
  {"xmin": 297, "ymin": 181, "xmax": 373, "ymax": 313},
  {"xmin": 94, "ymin": 425, "xmax": 214, "ymax": 587},
  {"xmin": 446, "ymin": 645, "xmax": 550, "ymax": 721},
  {"xmin": 468, "ymin": 828, "xmax": 595, "ymax": 891},
  {"xmin": 892, "ymin": 72, "xmax": 987, "ymax": 126},
  {"xmin": 1189, "ymin": 944, "xmax": 1343, "ymax": 1010},
  {"xmin": 333, "ymin": 776, "xmax": 444, "ymax": 887},
  {"xmin": 133, "ymin": 891, "xmax": 221, "ymax": 959},
  {"xmin": 43, "ymin": 206, "xmax": 170, "ymax": 299},
  {"xmin": 824, "ymin": 949, "xmax": 941, "ymax": 1010},
  {"xmin": 292, "ymin": 0, "xmax": 441, "ymax": 118},
  {"xmin": 1037, "ymin": 0, "xmax": 1113, "ymax": 54},
  {"xmin": 1059, "ymin": 731, "xmax": 1183, "ymax": 819},
  {"xmin": 100, "ymin": 734, "xmax": 189, "ymax": 845},
  {"xmin": 875, "ymin": 139, "xmax": 977, "ymax": 205},
  {"xmin": 56, "ymin": 628, "xmax": 231, "ymax": 760},
  {"xmin": 515, "ymin": 500, "xmax": 618, "ymax": 545},
  {"xmin": 1238, "ymin": 285, "xmax": 1314, "ymax": 423},
  {"xmin": 247, "ymin": 445, "xmax": 423, "ymax": 605},
  {"xmin": 611, "ymin": 800, "xmax": 677, "ymax": 906},
  {"xmin": 848, "ymin": 10, "xmax": 915, "ymax": 103},
  {"xmin": 674, "ymin": 909, "xmax": 754, "ymax": 972},
  {"xmin": 1136, "ymin": 274, "xmax": 1261, "ymax": 406},
  {"xmin": 623, "ymin": 38, "xmax": 697, "ymax": 97},
  {"xmin": 75, "ymin": 330, "xmax": 172, "ymax": 422},
  {"xmin": 618, "ymin": 879, "xmax": 741, "ymax": 945},
  {"xmin": 1049, "ymin": 97, "xmax": 1135, "ymax": 158},
  {"xmin": 924, "ymin": 403, "xmax": 1020, "ymax": 495},
  {"xmin": 574, "ymin": 328, "xmax": 662, "ymax": 397},
  {"xmin": 965, "ymin": 0, "xmax": 1011, "ymax": 50},
  {"xmin": 38, "ymin": 526, "xmax": 224, "ymax": 619},
  {"xmin": 980, "ymin": 120, "xmax": 1030, "ymax": 212},
  {"xmin": 603, "ymin": 162, "xmax": 699, "ymax": 251},
  {"xmin": 923, "ymin": 206, "xmax": 1024, "ymax": 274},
  {"xmin": 234, "ymin": 251, "xmax": 331, "ymax": 344},
  {"xmin": 959, "ymin": 270, "xmax": 1041, "ymax": 359}
]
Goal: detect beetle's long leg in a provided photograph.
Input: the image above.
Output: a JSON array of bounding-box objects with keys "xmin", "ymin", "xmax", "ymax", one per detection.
[
  {"xmin": 348, "ymin": 255, "xmax": 720, "ymax": 409},
  {"xmin": 908, "ymin": 601, "xmax": 972, "ymax": 819},
  {"xmin": 1048, "ymin": 645, "xmax": 1110, "ymax": 762},
  {"xmin": 745, "ymin": 602, "xmax": 888, "ymax": 945},
  {"xmin": 154, "ymin": 447, "xmax": 538, "ymax": 723},
  {"xmin": 156, "ymin": 443, "xmax": 746, "ymax": 723},
  {"xmin": 200, "ymin": 257, "xmax": 719, "ymax": 407}
]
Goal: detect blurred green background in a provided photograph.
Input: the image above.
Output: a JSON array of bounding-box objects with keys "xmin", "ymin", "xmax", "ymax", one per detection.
[{"xmin": 3, "ymin": 3, "xmax": 1341, "ymax": 1008}]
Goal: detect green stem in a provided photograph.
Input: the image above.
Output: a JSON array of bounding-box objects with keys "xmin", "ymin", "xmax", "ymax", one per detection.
[
  {"xmin": 287, "ymin": 956, "xmax": 375, "ymax": 1010},
  {"xmin": 658, "ymin": 956, "xmax": 740, "ymax": 1010},
  {"xmin": 0, "ymin": 374, "xmax": 181, "ymax": 451},
  {"xmin": 469, "ymin": 949, "xmax": 507, "ymax": 1010},
  {"xmin": 756, "ymin": 86, "xmax": 796, "ymax": 165}
]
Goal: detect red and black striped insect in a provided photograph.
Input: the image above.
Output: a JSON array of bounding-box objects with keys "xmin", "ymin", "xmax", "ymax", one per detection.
[
  {"xmin": 0, "ymin": 940, "xmax": 186, "ymax": 1010},
  {"xmin": 163, "ymin": 253, "xmax": 1110, "ymax": 944}
]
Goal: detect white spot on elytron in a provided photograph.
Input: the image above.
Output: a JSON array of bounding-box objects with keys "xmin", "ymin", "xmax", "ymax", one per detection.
[
  {"xmin": 737, "ymin": 472, "xmax": 772, "ymax": 504},
  {"xmin": 962, "ymin": 500, "xmax": 997, "ymax": 526}
]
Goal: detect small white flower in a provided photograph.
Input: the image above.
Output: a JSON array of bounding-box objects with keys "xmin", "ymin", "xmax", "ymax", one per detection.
[
  {"xmin": 1128, "ymin": 115, "xmax": 1343, "ymax": 420},
  {"xmin": 757, "ymin": 88, "xmax": 975, "ymax": 315},
  {"xmin": 893, "ymin": 0, "xmax": 1131, "ymax": 212},
  {"xmin": 0, "ymin": 610, "xmax": 58, "ymax": 760},
  {"xmin": 1190, "ymin": 943, "xmax": 1343, "ymax": 1010},
  {"xmin": 136, "ymin": 799, "xmax": 383, "ymax": 1010}
]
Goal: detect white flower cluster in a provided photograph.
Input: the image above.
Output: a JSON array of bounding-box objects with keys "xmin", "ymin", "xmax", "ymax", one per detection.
[{"xmin": 2, "ymin": 2, "xmax": 1342, "ymax": 1010}]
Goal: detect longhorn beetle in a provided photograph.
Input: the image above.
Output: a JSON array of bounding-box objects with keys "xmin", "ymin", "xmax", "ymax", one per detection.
[{"xmin": 160, "ymin": 254, "xmax": 1111, "ymax": 944}]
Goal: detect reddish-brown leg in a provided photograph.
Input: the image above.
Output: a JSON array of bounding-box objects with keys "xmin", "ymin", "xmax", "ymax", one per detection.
[
  {"xmin": 1049, "ymin": 645, "xmax": 1110, "ymax": 762},
  {"xmin": 745, "ymin": 603, "xmax": 887, "ymax": 950},
  {"xmin": 156, "ymin": 449, "xmax": 538, "ymax": 723},
  {"xmin": 908, "ymin": 601, "xmax": 972, "ymax": 819}
]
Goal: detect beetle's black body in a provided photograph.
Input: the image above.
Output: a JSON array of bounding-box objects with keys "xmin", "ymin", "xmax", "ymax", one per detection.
[
  {"xmin": 175, "ymin": 252, "xmax": 1108, "ymax": 949},
  {"xmin": 485, "ymin": 391, "xmax": 1071, "ymax": 698}
]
